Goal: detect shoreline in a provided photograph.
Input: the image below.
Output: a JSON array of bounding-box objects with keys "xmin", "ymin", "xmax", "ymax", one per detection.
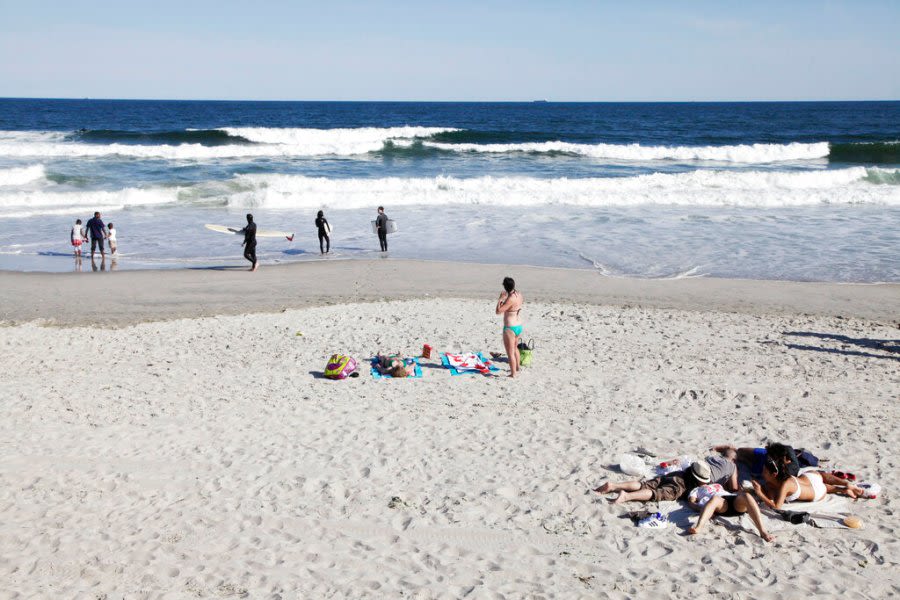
[{"xmin": 2, "ymin": 258, "xmax": 897, "ymax": 326}]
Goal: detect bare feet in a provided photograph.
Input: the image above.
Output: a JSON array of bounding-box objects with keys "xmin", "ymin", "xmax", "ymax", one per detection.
[
  {"xmin": 251, "ymin": 262, "xmax": 259, "ymax": 272},
  {"xmin": 593, "ymin": 482, "xmax": 612, "ymax": 494},
  {"xmin": 688, "ymin": 526, "xmax": 700, "ymax": 535}
]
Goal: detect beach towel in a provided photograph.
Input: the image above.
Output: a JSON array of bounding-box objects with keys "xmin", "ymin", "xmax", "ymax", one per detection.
[
  {"xmin": 719, "ymin": 495, "xmax": 859, "ymax": 533},
  {"xmin": 370, "ymin": 357, "xmax": 423, "ymax": 379},
  {"xmin": 441, "ymin": 352, "xmax": 499, "ymax": 376},
  {"xmin": 653, "ymin": 495, "xmax": 859, "ymax": 534}
]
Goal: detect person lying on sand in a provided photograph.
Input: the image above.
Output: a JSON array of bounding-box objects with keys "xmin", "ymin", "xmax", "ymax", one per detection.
[
  {"xmin": 687, "ymin": 487, "xmax": 775, "ymax": 542},
  {"xmin": 375, "ymin": 353, "xmax": 416, "ymax": 378},
  {"xmin": 703, "ymin": 448, "xmax": 739, "ymax": 492},
  {"xmin": 594, "ymin": 461, "xmax": 710, "ymax": 504},
  {"xmin": 594, "ymin": 451, "xmax": 738, "ymax": 502},
  {"xmin": 712, "ymin": 442, "xmax": 801, "ymax": 479},
  {"xmin": 751, "ymin": 459, "xmax": 864, "ymax": 509}
]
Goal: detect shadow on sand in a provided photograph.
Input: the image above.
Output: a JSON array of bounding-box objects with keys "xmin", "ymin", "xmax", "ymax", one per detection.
[
  {"xmin": 782, "ymin": 331, "xmax": 900, "ymax": 361},
  {"xmin": 187, "ymin": 265, "xmax": 249, "ymax": 271}
]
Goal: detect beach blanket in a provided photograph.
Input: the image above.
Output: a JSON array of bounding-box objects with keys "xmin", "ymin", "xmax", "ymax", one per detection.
[
  {"xmin": 441, "ymin": 352, "xmax": 499, "ymax": 376},
  {"xmin": 653, "ymin": 495, "xmax": 859, "ymax": 534},
  {"xmin": 370, "ymin": 357, "xmax": 423, "ymax": 379}
]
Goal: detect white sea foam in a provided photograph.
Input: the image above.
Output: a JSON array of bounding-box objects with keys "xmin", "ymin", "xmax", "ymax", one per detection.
[
  {"xmin": 0, "ymin": 131, "xmax": 67, "ymax": 143},
  {"xmin": 2, "ymin": 167, "xmax": 895, "ymax": 219},
  {"xmin": 220, "ymin": 126, "xmax": 457, "ymax": 155},
  {"xmin": 0, "ymin": 187, "xmax": 180, "ymax": 218},
  {"xmin": 423, "ymin": 140, "xmax": 831, "ymax": 162},
  {"xmin": 225, "ymin": 167, "xmax": 899, "ymax": 209},
  {"xmin": 0, "ymin": 164, "xmax": 46, "ymax": 186},
  {"xmin": 0, "ymin": 128, "xmax": 831, "ymax": 163},
  {"xmin": 0, "ymin": 127, "xmax": 458, "ymax": 159}
]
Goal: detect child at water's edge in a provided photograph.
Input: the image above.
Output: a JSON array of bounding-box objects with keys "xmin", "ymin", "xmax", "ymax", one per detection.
[
  {"xmin": 71, "ymin": 219, "xmax": 84, "ymax": 258},
  {"xmin": 108, "ymin": 222, "xmax": 117, "ymax": 254}
]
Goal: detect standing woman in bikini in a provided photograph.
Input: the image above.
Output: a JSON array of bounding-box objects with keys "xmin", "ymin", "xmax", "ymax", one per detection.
[{"xmin": 495, "ymin": 277, "xmax": 524, "ymax": 378}]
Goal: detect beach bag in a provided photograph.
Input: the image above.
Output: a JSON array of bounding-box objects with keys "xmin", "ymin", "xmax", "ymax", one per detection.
[
  {"xmin": 517, "ymin": 339, "xmax": 534, "ymax": 367},
  {"xmin": 795, "ymin": 448, "xmax": 820, "ymax": 468},
  {"xmin": 325, "ymin": 354, "xmax": 358, "ymax": 380}
]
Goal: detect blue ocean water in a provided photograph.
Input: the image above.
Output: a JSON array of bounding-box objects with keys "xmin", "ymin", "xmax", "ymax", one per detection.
[{"xmin": 0, "ymin": 99, "xmax": 897, "ymax": 281}]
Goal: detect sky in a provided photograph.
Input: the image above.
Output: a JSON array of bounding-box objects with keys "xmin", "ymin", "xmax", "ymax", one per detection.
[{"xmin": 0, "ymin": 0, "xmax": 898, "ymax": 101}]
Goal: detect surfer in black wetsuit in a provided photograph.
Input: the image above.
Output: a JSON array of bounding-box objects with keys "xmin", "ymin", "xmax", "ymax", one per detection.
[
  {"xmin": 241, "ymin": 213, "xmax": 258, "ymax": 271},
  {"xmin": 375, "ymin": 206, "xmax": 388, "ymax": 252},
  {"xmin": 315, "ymin": 210, "xmax": 330, "ymax": 255}
]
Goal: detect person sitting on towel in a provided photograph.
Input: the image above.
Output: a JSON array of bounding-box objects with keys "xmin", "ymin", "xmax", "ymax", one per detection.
[{"xmin": 687, "ymin": 486, "xmax": 775, "ymax": 542}]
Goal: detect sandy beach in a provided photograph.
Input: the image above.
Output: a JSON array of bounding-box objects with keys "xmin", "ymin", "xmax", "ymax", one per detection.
[{"xmin": 1, "ymin": 261, "xmax": 898, "ymax": 598}]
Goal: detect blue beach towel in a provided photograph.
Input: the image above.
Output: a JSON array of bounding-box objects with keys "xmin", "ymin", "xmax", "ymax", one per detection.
[
  {"xmin": 440, "ymin": 352, "xmax": 500, "ymax": 376},
  {"xmin": 370, "ymin": 357, "xmax": 423, "ymax": 379}
]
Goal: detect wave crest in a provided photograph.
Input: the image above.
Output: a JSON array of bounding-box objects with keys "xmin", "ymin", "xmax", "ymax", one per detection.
[
  {"xmin": 829, "ymin": 141, "xmax": 900, "ymax": 164},
  {"xmin": 3, "ymin": 167, "xmax": 896, "ymax": 219},
  {"xmin": 0, "ymin": 128, "xmax": 864, "ymax": 164},
  {"xmin": 420, "ymin": 140, "xmax": 831, "ymax": 163},
  {"xmin": 224, "ymin": 167, "xmax": 899, "ymax": 210},
  {"xmin": 0, "ymin": 164, "xmax": 46, "ymax": 186}
]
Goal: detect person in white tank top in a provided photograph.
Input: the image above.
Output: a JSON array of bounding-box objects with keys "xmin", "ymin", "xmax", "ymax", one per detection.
[
  {"xmin": 70, "ymin": 219, "xmax": 85, "ymax": 261},
  {"xmin": 107, "ymin": 222, "xmax": 117, "ymax": 254}
]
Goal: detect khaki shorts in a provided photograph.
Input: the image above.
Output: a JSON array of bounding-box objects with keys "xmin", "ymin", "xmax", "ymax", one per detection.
[{"xmin": 641, "ymin": 474, "xmax": 687, "ymax": 502}]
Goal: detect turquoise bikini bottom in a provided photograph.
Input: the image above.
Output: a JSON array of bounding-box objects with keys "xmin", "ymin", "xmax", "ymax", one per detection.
[{"xmin": 503, "ymin": 325, "xmax": 523, "ymax": 337}]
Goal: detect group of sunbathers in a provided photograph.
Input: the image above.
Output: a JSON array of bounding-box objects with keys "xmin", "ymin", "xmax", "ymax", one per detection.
[{"xmin": 594, "ymin": 442, "xmax": 866, "ymax": 543}]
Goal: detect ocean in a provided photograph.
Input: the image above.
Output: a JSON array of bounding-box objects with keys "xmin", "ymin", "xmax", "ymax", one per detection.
[{"xmin": 0, "ymin": 99, "xmax": 897, "ymax": 281}]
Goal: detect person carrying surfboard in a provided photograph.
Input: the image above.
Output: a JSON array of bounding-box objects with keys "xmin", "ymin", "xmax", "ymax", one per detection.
[
  {"xmin": 375, "ymin": 206, "xmax": 388, "ymax": 252},
  {"xmin": 240, "ymin": 213, "xmax": 258, "ymax": 271}
]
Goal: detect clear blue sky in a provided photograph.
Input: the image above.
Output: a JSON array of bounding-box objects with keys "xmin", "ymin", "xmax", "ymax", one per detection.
[{"xmin": 1, "ymin": 0, "xmax": 897, "ymax": 101}]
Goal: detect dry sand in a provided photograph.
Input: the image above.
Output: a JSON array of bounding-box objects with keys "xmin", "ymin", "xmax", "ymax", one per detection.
[{"xmin": 0, "ymin": 261, "xmax": 898, "ymax": 598}]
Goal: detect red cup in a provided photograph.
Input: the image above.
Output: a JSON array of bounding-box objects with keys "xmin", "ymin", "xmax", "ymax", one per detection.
[{"xmin": 422, "ymin": 344, "xmax": 432, "ymax": 359}]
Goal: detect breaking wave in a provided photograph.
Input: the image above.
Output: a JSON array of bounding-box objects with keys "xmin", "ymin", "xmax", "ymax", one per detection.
[
  {"xmin": 223, "ymin": 167, "xmax": 899, "ymax": 210},
  {"xmin": 0, "ymin": 128, "xmax": 894, "ymax": 164},
  {"xmin": 2, "ymin": 166, "xmax": 896, "ymax": 219},
  {"xmin": 0, "ymin": 187, "xmax": 181, "ymax": 219},
  {"xmin": 0, "ymin": 164, "xmax": 46, "ymax": 186},
  {"xmin": 418, "ymin": 140, "xmax": 831, "ymax": 162},
  {"xmin": 0, "ymin": 127, "xmax": 457, "ymax": 159}
]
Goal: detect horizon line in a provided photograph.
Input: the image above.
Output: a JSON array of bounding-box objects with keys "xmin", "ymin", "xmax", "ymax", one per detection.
[{"xmin": 1, "ymin": 96, "xmax": 898, "ymax": 104}]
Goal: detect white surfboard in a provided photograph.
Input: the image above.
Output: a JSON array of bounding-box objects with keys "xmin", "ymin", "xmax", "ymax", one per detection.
[
  {"xmin": 205, "ymin": 224, "xmax": 294, "ymax": 241},
  {"xmin": 371, "ymin": 219, "xmax": 398, "ymax": 234}
]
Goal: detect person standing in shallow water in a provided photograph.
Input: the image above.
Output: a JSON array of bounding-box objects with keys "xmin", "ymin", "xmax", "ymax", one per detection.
[
  {"xmin": 315, "ymin": 210, "xmax": 330, "ymax": 255},
  {"xmin": 70, "ymin": 218, "xmax": 85, "ymax": 267},
  {"xmin": 240, "ymin": 213, "xmax": 258, "ymax": 271},
  {"xmin": 495, "ymin": 276, "xmax": 524, "ymax": 377},
  {"xmin": 84, "ymin": 211, "xmax": 107, "ymax": 260},
  {"xmin": 375, "ymin": 206, "xmax": 388, "ymax": 252}
]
